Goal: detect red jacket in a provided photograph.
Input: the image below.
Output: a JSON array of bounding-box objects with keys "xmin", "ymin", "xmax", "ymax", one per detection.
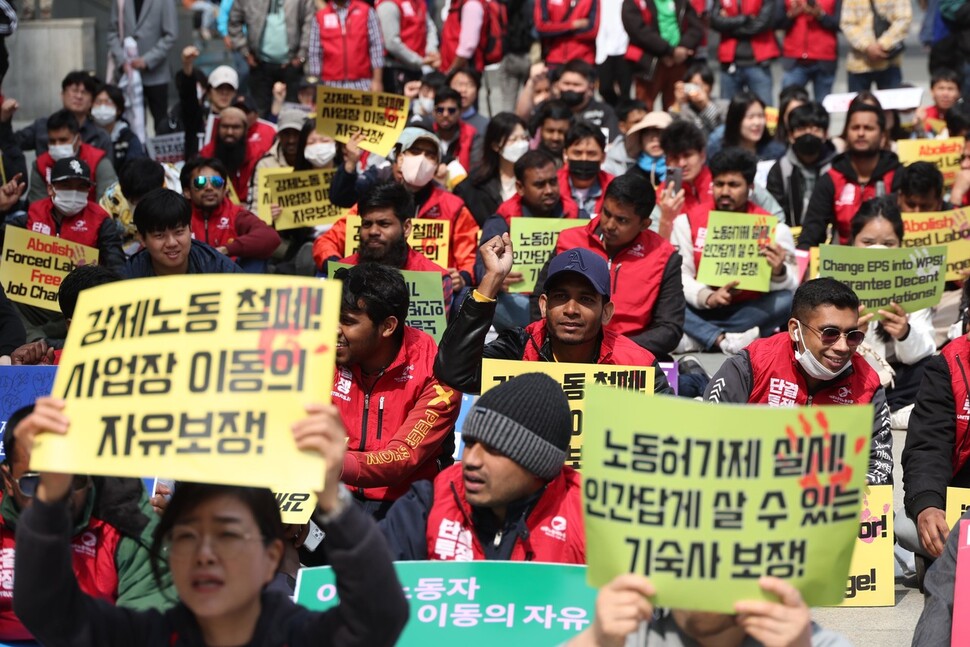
[
  {"xmin": 558, "ymin": 166, "xmax": 614, "ymax": 218},
  {"xmin": 534, "ymin": 0, "xmax": 599, "ymax": 65},
  {"xmin": 190, "ymin": 198, "xmax": 281, "ymax": 259},
  {"xmin": 686, "ymin": 201, "xmax": 770, "ymax": 303},
  {"xmin": 440, "ymin": 0, "xmax": 483, "ymax": 71},
  {"xmin": 377, "ymin": 0, "xmax": 428, "ymax": 58},
  {"xmin": 555, "ymin": 220, "xmax": 677, "ymax": 339},
  {"xmin": 521, "ymin": 319, "xmax": 657, "ymax": 365},
  {"xmin": 332, "ymin": 326, "xmax": 461, "ymax": 502},
  {"xmin": 198, "ymin": 138, "xmax": 272, "ymax": 204},
  {"xmin": 781, "ymin": 0, "xmax": 838, "ymax": 61},
  {"xmin": 247, "ymin": 119, "xmax": 279, "ymax": 149},
  {"xmin": 657, "ymin": 165, "xmax": 714, "ymax": 215},
  {"xmin": 436, "ymin": 121, "xmax": 478, "ymax": 171},
  {"xmin": 26, "ymin": 198, "xmax": 111, "ymax": 249},
  {"xmin": 316, "ymin": 0, "xmax": 373, "ymax": 81},
  {"xmin": 828, "ymin": 167, "xmax": 897, "ymax": 245},
  {"xmin": 340, "ymin": 248, "xmax": 454, "ymax": 311},
  {"xmin": 495, "ymin": 194, "xmax": 580, "ymax": 224},
  {"xmin": 35, "ymin": 143, "xmax": 106, "ymax": 201},
  {"xmin": 942, "ymin": 336, "xmax": 970, "ymax": 476},
  {"xmin": 425, "ymin": 463, "xmax": 585, "ymax": 562},
  {"xmin": 716, "ymin": 0, "xmax": 779, "ymax": 63},
  {"xmin": 746, "ymin": 332, "xmax": 882, "ymax": 406}
]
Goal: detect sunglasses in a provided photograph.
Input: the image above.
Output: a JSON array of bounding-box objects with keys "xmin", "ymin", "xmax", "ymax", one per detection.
[
  {"xmin": 192, "ymin": 175, "xmax": 226, "ymax": 190},
  {"xmin": 435, "ymin": 106, "xmax": 458, "ymax": 115},
  {"xmin": 16, "ymin": 472, "xmax": 90, "ymax": 498},
  {"xmin": 800, "ymin": 321, "xmax": 865, "ymax": 347}
]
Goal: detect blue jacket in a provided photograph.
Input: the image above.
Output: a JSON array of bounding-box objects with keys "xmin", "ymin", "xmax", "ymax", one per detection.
[{"xmin": 123, "ymin": 240, "xmax": 241, "ymax": 278}]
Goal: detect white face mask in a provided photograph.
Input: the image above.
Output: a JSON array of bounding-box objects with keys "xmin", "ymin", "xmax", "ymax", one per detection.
[
  {"xmin": 793, "ymin": 323, "xmax": 852, "ymax": 381},
  {"xmin": 48, "ymin": 140, "xmax": 77, "ymax": 161},
  {"xmin": 91, "ymin": 105, "xmax": 117, "ymax": 127},
  {"xmin": 500, "ymin": 139, "xmax": 530, "ymax": 164},
  {"xmin": 304, "ymin": 142, "xmax": 337, "ymax": 168},
  {"xmin": 416, "ymin": 96, "xmax": 434, "ymax": 116},
  {"xmin": 401, "ymin": 153, "xmax": 437, "ymax": 187},
  {"xmin": 52, "ymin": 189, "xmax": 88, "ymax": 216}
]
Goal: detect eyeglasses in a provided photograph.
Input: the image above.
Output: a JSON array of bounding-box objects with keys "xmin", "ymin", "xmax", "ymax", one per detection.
[
  {"xmin": 435, "ymin": 106, "xmax": 458, "ymax": 115},
  {"xmin": 800, "ymin": 321, "xmax": 865, "ymax": 347},
  {"xmin": 164, "ymin": 528, "xmax": 265, "ymax": 560},
  {"xmin": 192, "ymin": 175, "xmax": 226, "ymax": 190},
  {"xmin": 961, "ymin": 154, "xmax": 970, "ymax": 163},
  {"xmin": 16, "ymin": 472, "xmax": 90, "ymax": 498}
]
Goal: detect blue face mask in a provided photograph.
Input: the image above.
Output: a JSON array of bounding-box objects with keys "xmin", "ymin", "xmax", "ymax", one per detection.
[{"xmin": 637, "ymin": 153, "xmax": 666, "ymax": 182}]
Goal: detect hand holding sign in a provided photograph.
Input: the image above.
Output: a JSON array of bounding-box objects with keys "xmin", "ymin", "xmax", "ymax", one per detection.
[
  {"xmin": 706, "ymin": 280, "xmax": 740, "ymax": 307},
  {"xmin": 12, "ymin": 396, "xmax": 73, "ymax": 501},
  {"xmin": 875, "ymin": 302, "xmax": 910, "ymax": 340},
  {"xmin": 588, "ymin": 574, "xmax": 656, "ymax": 647},
  {"xmin": 734, "ymin": 577, "xmax": 812, "ymax": 647},
  {"xmin": 290, "ymin": 402, "xmax": 347, "ymax": 514}
]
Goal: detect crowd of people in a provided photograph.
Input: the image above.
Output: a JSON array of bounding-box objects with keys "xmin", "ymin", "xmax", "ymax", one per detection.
[{"xmin": 3, "ymin": 0, "xmax": 970, "ymax": 644}]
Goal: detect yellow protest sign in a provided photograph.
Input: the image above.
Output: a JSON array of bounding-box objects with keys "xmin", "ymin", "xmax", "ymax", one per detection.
[
  {"xmin": 481, "ymin": 359, "xmax": 654, "ymax": 469},
  {"xmin": 946, "ymin": 487, "xmax": 970, "ymax": 528},
  {"xmin": 508, "ymin": 218, "xmax": 582, "ymax": 293},
  {"xmin": 0, "ymin": 227, "xmax": 99, "ymax": 310},
  {"xmin": 836, "ymin": 485, "xmax": 895, "ymax": 607},
  {"xmin": 257, "ymin": 168, "xmax": 346, "ymax": 230},
  {"xmin": 344, "ymin": 215, "xmax": 451, "ymax": 267},
  {"xmin": 315, "ymin": 87, "xmax": 410, "ymax": 158},
  {"xmin": 926, "ymin": 118, "xmax": 948, "ymax": 135},
  {"xmin": 696, "ymin": 211, "xmax": 776, "ymax": 291},
  {"xmin": 255, "ymin": 166, "xmax": 294, "ymax": 224},
  {"xmin": 31, "ymin": 275, "xmax": 341, "ymax": 492},
  {"xmin": 897, "ymin": 137, "xmax": 964, "ymax": 186},
  {"xmin": 765, "ymin": 106, "xmax": 779, "ymax": 136},
  {"xmin": 582, "ymin": 386, "xmax": 873, "ymax": 612},
  {"xmin": 903, "ymin": 209, "xmax": 970, "ymax": 280},
  {"xmin": 274, "ymin": 490, "xmax": 318, "ymax": 524}
]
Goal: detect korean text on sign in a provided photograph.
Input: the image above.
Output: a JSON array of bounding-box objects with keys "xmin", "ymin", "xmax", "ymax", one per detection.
[
  {"xmin": 30, "ymin": 275, "xmax": 342, "ymax": 492},
  {"xmin": 257, "ymin": 167, "xmax": 347, "ymax": 230},
  {"xmin": 0, "ymin": 227, "xmax": 99, "ymax": 310},
  {"xmin": 582, "ymin": 386, "xmax": 873, "ymax": 612},
  {"xmin": 344, "ymin": 215, "xmax": 451, "ymax": 268},
  {"xmin": 480, "ymin": 359, "xmax": 654, "ymax": 470},
  {"xmin": 315, "ymin": 87, "xmax": 410, "ymax": 157},
  {"xmin": 695, "ymin": 210, "xmax": 776, "ymax": 292},
  {"xmin": 507, "ymin": 218, "xmax": 583, "ymax": 293}
]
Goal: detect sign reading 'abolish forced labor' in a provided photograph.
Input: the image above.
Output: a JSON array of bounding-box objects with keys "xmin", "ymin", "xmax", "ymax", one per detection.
[
  {"xmin": 344, "ymin": 215, "xmax": 451, "ymax": 268},
  {"xmin": 508, "ymin": 218, "xmax": 582, "ymax": 293},
  {"xmin": 903, "ymin": 210, "xmax": 970, "ymax": 280},
  {"xmin": 0, "ymin": 227, "xmax": 99, "ymax": 310},
  {"xmin": 582, "ymin": 386, "xmax": 873, "ymax": 612},
  {"xmin": 256, "ymin": 167, "xmax": 346, "ymax": 230},
  {"xmin": 30, "ymin": 275, "xmax": 342, "ymax": 492},
  {"xmin": 315, "ymin": 87, "xmax": 410, "ymax": 158},
  {"xmin": 897, "ymin": 137, "xmax": 964, "ymax": 186},
  {"xmin": 480, "ymin": 360, "xmax": 654, "ymax": 469},
  {"xmin": 296, "ymin": 562, "xmax": 598, "ymax": 645},
  {"xmin": 696, "ymin": 211, "xmax": 776, "ymax": 292},
  {"xmin": 818, "ymin": 245, "xmax": 947, "ymax": 318}
]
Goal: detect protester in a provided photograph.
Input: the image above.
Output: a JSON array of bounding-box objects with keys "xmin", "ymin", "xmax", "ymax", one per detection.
[
  {"xmin": 670, "ymin": 62, "xmax": 728, "ymax": 137},
  {"xmin": 176, "ymin": 50, "xmax": 239, "ymax": 159},
  {"xmin": 553, "ymin": 59, "xmax": 620, "ymax": 140},
  {"xmin": 778, "ymin": 0, "xmax": 840, "ymax": 102},
  {"xmin": 197, "ymin": 106, "xmax": 273, "ymax": 203},
  {"xmin": 110, "ymin": 157, "xmax": 181, "ymax": 248},
  {"xmin": 433, "ymin": 86, "xmax": 483, "ymax": 177},
  {"xmin": 671, "ymin": 148, "xmax": 798, "ymax": 354},
  {"xmin": 0, "ymin": 404, "xmax": 172, "ymax": 641},
  {"xmin": 449, "ymin": 67, "xmax": 489, "ymax": 136},
  {"xmin": 307, "ymin": 0, "xmax": 384, "ymax": 91},
  {"xmin": 247, "ymin": 107, "xmax": 307, "ymax": 208},
  {"xmin": 10, "ymin": 396, "xmax": 409, "ymax": 646},
  {"xmin": 655, "ymin": 120, "xmax": 713, "ymax": 239},
  {"xmin": 180, "ymin": 158, "xmax": 281, "ymax": 270},
  {"xmin": 775, "ymin": 85, "xmax": 810, "ymax": 146},
  {"xmin": 840, "ymin": 0, "xmax": 910, "ymax": 91},
  {"xmin": 705, "ymin": 277, "xmax": 894, "ymax": 485},
  {"xmin": 125, "ymin": 188, "xmax": 241, "ymax": 277},
  {"xmin": 915, "ymin": 68, "xmax": 962, "ymax": 135},
  {"xmin": 530, "ymin": 99, "xmax": 573, "ymax": 165},
  {"xmin": 91, "ymin": 84, "xmax": 148, "ymax": 174},
  {"xmin": 439, "ymin": 0, "xmax": 492, "ymax": 73},
  {"xmin": 379, "ymin": 372, "xmax": 585, "ymax": 562},
  {"xmin": 560, "ymin": 120, "xmax": 613, "ymax": 219},
  {"xmin": 377, "ymin": 0, "xmax": 440, "ymax": 94},
  {"xmin": 709, "ymin": 0, "xmax": 778, "ymax": 107},
  {"xmin": 0, "ymin": 287, "xmax": 25, "ymax": 362},
  {"xmin": 534, "ymin": 0, "xmax": 599, "ymax": 69},
  {"xmin": 330, "ymin": 263, "xmax": 460, "ymax": 518},
  {"xmin": 605, "ymin": 110, "xmax": 670, "ymax": 180},
  {"xmin": 913, "ymin": 507, "xmax": 970, "ymax": 644},
  {"xmin": 455, "ymin": 112, "xmax": 531, "ymax": 226},
  {"xmin": 232, "ymin": 94, "xmax": 280, "ymax": 148},
  {"xmin": 707, "ymin": 92, "xmax": 786, "ymax": 161},
  {"xmin": 27, "ymin": 109, "xmax": 118, "ymax": 203}
]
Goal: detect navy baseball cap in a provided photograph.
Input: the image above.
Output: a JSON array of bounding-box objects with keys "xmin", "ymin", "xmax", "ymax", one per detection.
[{"xmin": 543, "ymin": 248, "xmax": 611, "ymax": 300}]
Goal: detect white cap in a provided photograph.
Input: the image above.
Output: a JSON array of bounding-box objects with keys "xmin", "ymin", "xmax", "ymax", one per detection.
[{"xmin": 208, "ymin": 65, "xmax": 239, "ymax": 90}]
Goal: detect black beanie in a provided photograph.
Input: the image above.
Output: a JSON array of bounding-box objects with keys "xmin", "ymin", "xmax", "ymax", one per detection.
[{"xmin": 462, "ymin": 373, "xmax": 572, "ymax": 480}]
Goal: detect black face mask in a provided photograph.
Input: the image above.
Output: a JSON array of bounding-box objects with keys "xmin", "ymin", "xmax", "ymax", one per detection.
[
  {"xmin": 569, "ymin": 159, "xmax": 600, "ymax": 180},
  {"xmin": 560, "ymin": 90, "xmax": 585, "ymax": 108},
  {"xmin": 792, "ymin": 133, "xmax": 824, "ymax": 161}
]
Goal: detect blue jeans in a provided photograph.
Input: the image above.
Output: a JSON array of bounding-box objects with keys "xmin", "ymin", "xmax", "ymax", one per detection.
[
  {"xmin": 720, "ymin": 63, "xmax": 774, "ymax": 106},
  {"xmin": 781, "ymin": 59, "xmax": 837, "ymax": 103},
  {"xmin": 683, "ymin": 290, "xmax": 793, "ymax": 350},
  {"xmin": 847, "ymin": 66, "xmax": 902, "ymax": 92},
  {"xmin": 493, "ymin": 292, "xmax": 531, "ymax": 332}
]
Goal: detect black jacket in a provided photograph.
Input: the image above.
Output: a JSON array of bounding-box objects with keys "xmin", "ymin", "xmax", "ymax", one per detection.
[
  {"xmin": 123, "ymin": 240, "xmax": 242, "ymax": 278},
  {"xmin": 765, "ymin": 144, "xmax": 836, "ymax": 227},
  {"xmin": 14, "ymin": 497, "xmax": 408, "ymax": 647},
  {"xmin": 0, "ymin": 284, "xmax": 25, "ymax": 355},
  {"xmin": 454, "ymin": 176, "xmax": 503, "ymax": 227}
]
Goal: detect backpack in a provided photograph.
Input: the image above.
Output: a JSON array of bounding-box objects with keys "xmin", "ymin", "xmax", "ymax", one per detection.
[{"xmin": 479, "ymin": 0, "xmax": 509, "ymax": 65}]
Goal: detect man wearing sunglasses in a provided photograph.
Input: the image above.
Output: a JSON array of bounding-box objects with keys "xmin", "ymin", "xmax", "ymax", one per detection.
[
  {"xmin": 0, "ymin": 405, "xmax": 172, "ymax": 640},
  {"xmin": 180, "ymin": 157, "xmax": 281, "ymax": 272},
  {"xmin": 704, "ymin": 277, "xmax": 894, "ymax": 486},
  {"xmin": 433, "ymin": 87, "xmax": 482, "ymax": 175}
]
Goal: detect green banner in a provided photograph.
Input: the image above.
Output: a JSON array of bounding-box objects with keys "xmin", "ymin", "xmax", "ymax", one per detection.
[
  {"xmin": 817, "ymin": 245, "xmax": 947, "ymax": 317},
  {"xmin": 508, "ymin": 218, "xmax": 583, "ymax": 293},
  {"xmin": 329, "ymin": 262, "xmax": 446, "ymax": 342},
  {"xmin": 695, "ymin": 211, "xmax": 776, "ymax": 292},
  {"xmin": 295, "ymin": 561, "xmax": 598, "ymax": 644},
  {"xmin": 583, "ymin": 385, "xmax": 873, "ymax": 612}
]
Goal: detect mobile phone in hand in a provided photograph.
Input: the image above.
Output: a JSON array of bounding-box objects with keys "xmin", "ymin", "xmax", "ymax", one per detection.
[{"xmin": 668, "ymin": 167, "xmax": 683, "ymax": 195}]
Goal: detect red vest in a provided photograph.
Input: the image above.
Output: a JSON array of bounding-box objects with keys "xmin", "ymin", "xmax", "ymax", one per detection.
[
  {"xmin": 657, "ymin": 165, "xmax": 714, "ymax": 215},
  {"xmin": 316, "ymin": 1, "xmax": 373, "ymax": 82},
  {"xmin": 716, "ymin": 0, "xmax": 780, "ymax": 63},
  {"xmin": 436, "ymin": 121, "xmax": 478, "ymax": 171},
  {"xmin": 555, "ymin": 221, "xmax": 676, "ymax": 338},
  {"xmin": 440, "ymin": 0, "xmax": 482, "ymax": 71},
  {"xmin": 191, "ymin": 198, "xmax": 246, "ymax": 250},
  {"xmin": 829, "ymin": 168, "xmax": 896, "ymax": 244},
  {"xmin": 535, "ymin": 0, "xmax": 598, "ymax": 65},
  {"xmin": 495, "ymin": 194, "xmax": 580, "ymax": 224},
  {"xmin": 781, "ymin": 0, "xmax": 838, "ymax": 61},
  {"xmin": 418, "ymin": 186, "xmax": 479, "ymax": 276},
  {"xmin": 521, "ymin": 319, "xmax": 657, "ymax": 365},
  {"xmin": 746, "ymin": 331, "xmax": 881, "ymax": 406},
  {"xmin": 0, "ymin": 512, "xmax": 121, "ymax": 641},
  {"xmin": 942, "ymin": 336, "xmax": 970, "ymax": 476},
  {"xmin": 35, "ymin": 143, "xmax": 106, "ymax": 202},
  {"xmin": 558, "ymin": 166, "xmax": 614, "ymax": 218},
  {"xmin": 26, "ymin": 198, "xmax": 111, "ymax": 248},
  {"xmin": 686, "ymin": 201, "xmax": 770, "ymax": 303},
  {"xmin": 377, "ymin": 0, "xmax": 428, "ymax": 58},
  {"xmin": 425, "ymin": 463, "xmax": 586, "ymax": 562}
]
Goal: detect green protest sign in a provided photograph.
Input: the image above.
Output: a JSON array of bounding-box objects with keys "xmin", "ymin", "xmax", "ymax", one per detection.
[
  {"xmin": 508, "ymin": 218, "xmax": 583, "ymax": 293},
  {"xmin": 295, "ymin": 561, "xmax": 598, "ymax": 644},
  {"xmin": 695, "ymin": 211, "xmax": 776, "ymax": 291},
  {"xmin": 329, "ymin": 262, "xmax": 446, "ymax": 342},
  {"xmin": 817, "ymin": 245, "xmax": 947, "ymax": 318},
  {"xmin": 583, "ymin": 385, "xmax": 873, "ymax": 613}
]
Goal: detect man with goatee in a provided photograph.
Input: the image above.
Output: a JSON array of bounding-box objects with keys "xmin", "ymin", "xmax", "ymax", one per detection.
[{"xmin": 197, "ymin": 106, "xmax": 272, "ymax": 203}]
